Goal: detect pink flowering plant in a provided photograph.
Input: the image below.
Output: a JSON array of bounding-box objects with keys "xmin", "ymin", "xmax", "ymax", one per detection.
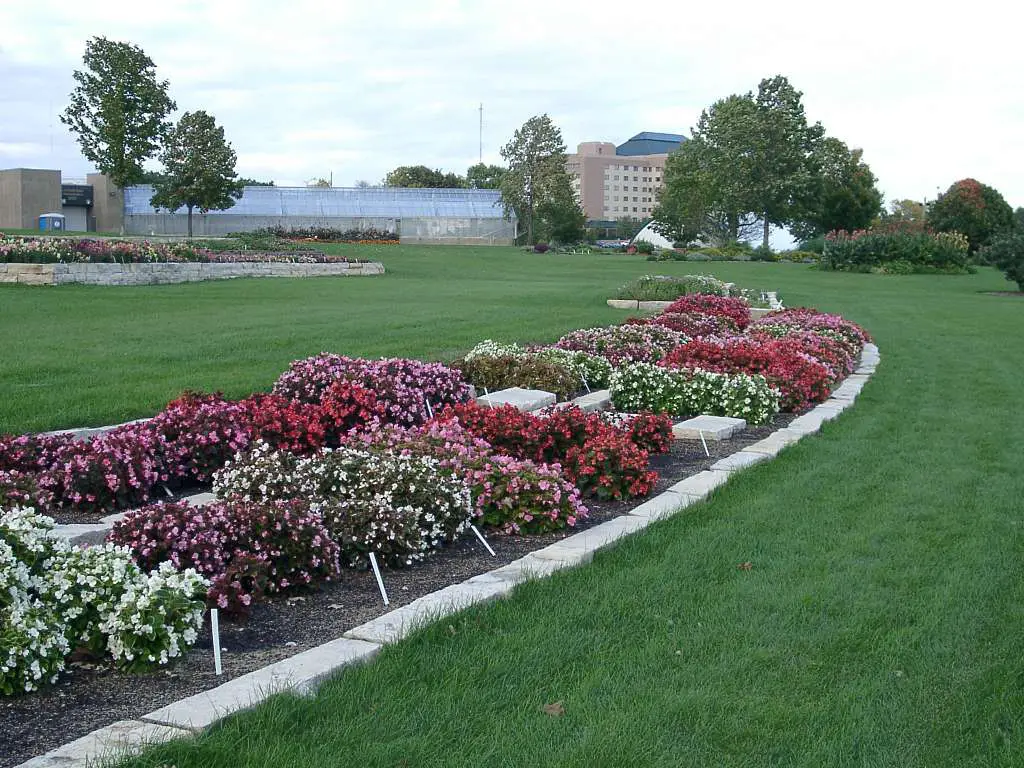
[
  {"xmin": 469, "ymin": 454, "xmax": 587, "ymax": 534},
  {"xmin": 147, "ymin": 392, "xmax": 251, "ymax": 484},
  {"xmin": 555, "ymin": 324, "xmax": 687, "ymax": 366},
  {"xmin": 109, "ymin": 497, "xmax": 340, "ymax": 616}
]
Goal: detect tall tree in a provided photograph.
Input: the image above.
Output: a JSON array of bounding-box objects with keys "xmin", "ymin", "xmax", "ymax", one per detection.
[
  {"xmin": 61, "ymin": 37, "xmax": 176, "ymax": 232},
  {"xmin": 499, "ymin": 114, "xmax": 583, "ymax": 244},
  {"xmin": 652, "ymin": 77, "xmax": 824, "ymax": 249},
  {"xmin": 927, "ymin": 179, "xmax": 1016, "ymax": 253},
  {"xmin": 384, "ymin": 165, "xmax": 466, "ymax": 188},
  {"xmin": 150, "ymin": 111, "xmax": 243, "ymax": 238},
  {"xmin": 790, "ymin": 137, "xmax": 882, "ymax": 239},
  {"xmin": 466, "ymin": 163, "xmax": 506, "ymax": 189}
]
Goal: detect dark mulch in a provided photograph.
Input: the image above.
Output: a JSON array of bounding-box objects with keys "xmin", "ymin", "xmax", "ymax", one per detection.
[{"xmin": 1, "ymin": 413, "xmax": 795, "ymax": 767}]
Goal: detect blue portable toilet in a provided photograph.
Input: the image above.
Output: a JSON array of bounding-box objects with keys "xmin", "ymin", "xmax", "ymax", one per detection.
[{"xmin": 39, "ymin": 213, "xmax": 66, "ymax": 232}]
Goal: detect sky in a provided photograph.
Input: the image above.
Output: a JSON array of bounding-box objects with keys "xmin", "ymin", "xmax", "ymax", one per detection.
[{"xmin": 1, "ymin": 0, "xmax": 1022, "ymax": 213}]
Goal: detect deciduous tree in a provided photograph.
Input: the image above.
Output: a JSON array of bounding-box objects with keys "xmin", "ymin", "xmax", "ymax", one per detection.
[
  {"xmin": 466, "ymin": 163, "xmax": 506, "ymax": 189},
  {"xmin": 499, "ymin": 114, "xmax": 583, "ymax": 244},
  {"xmin": 927, "ymin": 179, "xmax": 1016, "ymax": 252},
  {"xmin": 790, "ymin": 138, "xmax": 882, "ymax": 239},
  {"xmin": 384, "ymin": 166, "xmax": 465, "ymax": 188},
  {"xmin": 61, "ymin": 37, "xmax": 176, "ymax": 233},
  {"xmin": 150, "ymin": 111, "xmax": 243, "ymax": 238}
]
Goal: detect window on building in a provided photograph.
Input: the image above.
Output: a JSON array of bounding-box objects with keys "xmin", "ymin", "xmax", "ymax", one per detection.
[{"xmin": 633, "ymin": 206, "xmax": 638, "ymax": 212}]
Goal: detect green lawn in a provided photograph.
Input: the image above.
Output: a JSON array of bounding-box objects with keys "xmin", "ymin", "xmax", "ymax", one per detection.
[{"xmin": 4, "ymin": 247, "xmax": 1024, "ymax": 766}]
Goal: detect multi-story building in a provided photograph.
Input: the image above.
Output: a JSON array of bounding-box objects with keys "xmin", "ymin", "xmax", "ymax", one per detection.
[{"xmin": 566, "ymin": 131, "xmax": 686, "ymax": 221}]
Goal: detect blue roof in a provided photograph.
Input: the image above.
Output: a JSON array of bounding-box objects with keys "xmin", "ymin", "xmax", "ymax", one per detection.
[
  {"xmin": 124, "ymin": 185, "xmax": 507, "ymax": 218},
  {"xmin": 616, "ymin": 131, "xmax": 686, "ymax": 157}
]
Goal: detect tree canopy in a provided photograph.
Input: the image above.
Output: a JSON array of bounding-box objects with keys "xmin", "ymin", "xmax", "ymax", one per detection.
[
  {"xmin": 61, "ymin": 37, "xmax": 176, "ymax": 195},
  {"xmin": 927, "ymin": 179, "xmax": 1016, "ymax": 252},
  {"xmin": 499, "ymin": 114, "xmax": 584, "ymax": 244},
  {"xmin": 149, "ymin": 110, "xmax": 243, "ymax": 238},
  {"xmin": 384, "ymin": 166, "xmax": 465, "ymax": 188},
  {"xmin": 653, "ymin": 75, "xmax": 860, "ymax": 248},
  {"xmin": 466, "ymin": 163, "xmax": 506, "ymax": 189}
]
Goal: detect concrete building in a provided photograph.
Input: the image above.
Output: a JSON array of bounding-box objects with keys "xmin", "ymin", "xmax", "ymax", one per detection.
[
  {"xmin": 566, "ymin": 132, "xmax": 686, "ymax": 221},
  {"xmin": 0, "ymin": 168, "xmax": 121, "ymax": 232}
]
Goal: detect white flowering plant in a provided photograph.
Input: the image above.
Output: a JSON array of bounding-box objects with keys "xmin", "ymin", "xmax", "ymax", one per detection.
[
  {"xmin": 463, "ymin": 339, "xmax": 524, "ymax": 361},
  {"xmin": 531, "ymin": 347, "xmax": 614, "ymax": 389},
  {"xmin": 609, "ymin": 363, "xmax": 688, "ymax": 415},
  {"xmin": 1, "ymin": 507, "xmax": 208, "ymax": 694}
]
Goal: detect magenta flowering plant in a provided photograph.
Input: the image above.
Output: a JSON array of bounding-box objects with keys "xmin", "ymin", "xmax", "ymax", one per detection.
[
  {"xmin": 273, "ymin": 354, "xmax": 471, "ymax": 428},
  {"xmin": 109, "ymin": 497, "xmax": 341, "ymax": 617},
  {"xmin": 555, "ymin": 324, "xmax": 687, "ymax": 366},
  {"xmin": 752, "ymin": 307, "xmax": 871, "ymax": 347},
  {"xmin": 147, "ymin": 391, "xmax": 251, "ymax": 483}
]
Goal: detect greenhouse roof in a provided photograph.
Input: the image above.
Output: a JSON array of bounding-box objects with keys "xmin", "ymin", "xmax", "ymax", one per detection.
[{"xmin": 124, "ymin": 185, "xmax": 509, "ymax": 218}]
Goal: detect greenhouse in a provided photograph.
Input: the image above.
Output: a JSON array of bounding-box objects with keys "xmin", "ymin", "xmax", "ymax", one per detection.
[{"xmin": 123, "ymin": 186, "xmax": 516, "ymax": 244}]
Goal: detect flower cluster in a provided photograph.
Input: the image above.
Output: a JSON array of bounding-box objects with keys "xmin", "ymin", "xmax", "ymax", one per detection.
[
  {"xmin": 463, "ymin": 340, "xmax": 525, "ymax": 361},
  {"xmin": 1, "ymin": 507, "xmax": 207, "ymax": 694},
  {"xmin": 530, "ymin": 348, "xmax": 614, "ymax": 389},
  {"xmin": 564, "ymin": 432, "xmax": 657, "ymax": 501},
  {"xmin": 214, "ymin": 446, "xmax": 472, "ymax": 569},
  {"xmin": 613, "ymin": 274, "xmax": 740, "ymax": 301},
  {"xmin": 0, "ymin": 236, "xmax": 213, "ymax": 264},
  {"xmin": 752, "ymin": 307, "xmax": 871, "ymax": 348},
  {"xmin": 469, "ymin": 455, "xmax": 587, "ymax": 534},
  {"xmin": 624, "ymin": 311, "xmax": 738, "ymax": 338},
  {"xmin": 110, "ymin": 497, "xmax": 340, "ymax": 616},
  {"xmin": 662, "ymin": 294, "xmax": 752, "ymax": 330},
  {"xmin": 609, "ymin": 363, "xmax": 780, "ymax": 424},
  {"xmin": 236, "ymin": 393, "xmax": 327, "ymax": 455},
  {"xmin": 273, "ymin": 355, "xmax": 470, "ymax": 425},
  {"xmin": 148, "ymin": 392, "xmax": 251, "ymax": 483},
  {"xmin": 555, "ymin": 324, "xmax": 687, "ymax": 366},
  {"xmin": 661, "ymin": 338, "xmax": 832, "ymax": 412}
]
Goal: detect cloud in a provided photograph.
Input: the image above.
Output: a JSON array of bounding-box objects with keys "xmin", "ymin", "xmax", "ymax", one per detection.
[{"xmin": 0, "ymin": 0, "xmax": 1020, "ymax": 206}]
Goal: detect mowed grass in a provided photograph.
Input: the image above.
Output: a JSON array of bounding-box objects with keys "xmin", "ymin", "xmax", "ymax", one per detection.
[
  {"xmin": 5, "ymin": 246, "xmax": 824, "ymax": 434},
  {"xmin": 5, "ymin": 247, "xmax": 1024, "ymax": 766}
]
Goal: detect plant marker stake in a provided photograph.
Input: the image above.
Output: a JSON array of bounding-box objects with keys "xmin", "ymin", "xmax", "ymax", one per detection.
[
  {"xmin": 698, "ymin": 429, "xmax": 710, "ymax": 457},
  {"xmin": 161, "ymin": 483, "xmax": 174, "ymax": 499},
  {"xmin": 210, "ymin": 609, "xmax": 223, "ymax": 676},
  {"xmin": 369, "ymin": 552, "xmax": 389, "ymax": 606},
  {"xmin": 425, "ymin": 398, "xmax": 434, "ymax": 420},
  {"xmin": 483, "ymin": 386, "xmax": 494, "ymax": 409},
  {"xmin": 471, "ymin": 525, "xmax": 496, "ymax": 556},
  {"xmin": 581, "ymin": 374, "xmax": 591, "ymax": 394}
]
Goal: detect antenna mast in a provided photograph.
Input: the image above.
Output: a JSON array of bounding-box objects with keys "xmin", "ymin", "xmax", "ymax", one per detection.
[{"xmin": 478, "ymin": 103, "xmax": 483, "ymax": 164}]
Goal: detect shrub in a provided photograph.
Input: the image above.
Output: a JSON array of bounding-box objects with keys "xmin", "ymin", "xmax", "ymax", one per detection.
[
  {"xmin": 821, "ymin": 229, "xmax": 969, "ymax": 273},
  {"xmin": 979, "ymin": 230, "xmax": 1024, "ymax": 290},
  {"xmin": 212, "ymin": 440, "xmax": 300, "ymax": 503},
  {"xmin": 621, "ymin": 412, "xmax": 674, "ymax": 454},
  {"xmin": 926, "ymin": 178, "xmax": 1016, "ymax": 253},
  {"xmin": 663, "ymin": 294, "xmax": 752, "ymax": 329},
  {"xmin": 613, "ymin": 274, "xmax": 739, "ymax": 301},
  {"xmin": 635, "ymin": 240, "xmax": 654, "ymax": 255},
  {"xmin": 109, "ymin": 497, "xmax": 341, "ymax": 617},
  {"xmin": 457, "ymin": 354, "xmax": 582, "ymax": 400},
  {"xmin": 463, "ymin": 340, "xmax": 525, "ymax": 361},
  {"xmin": 319, "ymin": 380, "xmax": 388, "ymax": 440},
  {"xmin": 555, "ymin": 324, "xmax": 687, "ymax": 366},
  {"xmin": 530, "ymin": 348, "xmax": 614, "ymax": 389},
  {"xmin": 534, "ymin": 243, "xmax": 550, "ymax": 253}
]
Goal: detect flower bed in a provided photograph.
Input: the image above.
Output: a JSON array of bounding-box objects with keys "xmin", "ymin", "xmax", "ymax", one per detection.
[{"xmin": 0, "ymin": 293, "xmax": 870, "ymax": 718}]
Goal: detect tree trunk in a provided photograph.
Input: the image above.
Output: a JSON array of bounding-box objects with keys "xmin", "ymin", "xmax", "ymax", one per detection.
[
  {"xmin": 187, "ymin": 206, "xmax": 194, "ymax": 239},
  {"xmin": 762, "ymin": 215, "xmax": 770, "ymax": 251},
  {"xmin": 727, "ymin": 212, "xmax": 739, "ymax": 242}
]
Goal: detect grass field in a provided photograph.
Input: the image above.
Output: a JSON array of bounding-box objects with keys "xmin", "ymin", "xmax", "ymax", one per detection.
[{"xmin": 4, "ymin": 246, "xmax": 1024, "ymax": 766}]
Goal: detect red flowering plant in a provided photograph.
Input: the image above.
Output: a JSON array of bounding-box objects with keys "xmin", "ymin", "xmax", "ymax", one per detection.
[
  {"xmin": 746, "ymin": 329, "xmax": 858, "ymax": 383},
  {"xmin": 661, "ymin": 338, "xmax": 832, "ymax": 412},
  {"xmin": 147, "ymin": 392, "xmax": 251, "ymax": 484},
  {"xmin": 564, "ymin": 432, "xmax": 657, "ymax": 501},
  {"xmin": 237, "ymin": 393, "xmax": 327, "ymax": 454},
  {"xmin": 319, "ymin": 380, "xmax": 387, "ymax": 441},
  {"xmin": 621, "ymin": 412, "xmax": 674, "ymax": 454},
  {"xmin": 109, "ymin": 498, "xmax": 341, "ymax": 617},
  {"xmin": 662, "ymin": 294, "xmax": 752, "ymax": 330}
]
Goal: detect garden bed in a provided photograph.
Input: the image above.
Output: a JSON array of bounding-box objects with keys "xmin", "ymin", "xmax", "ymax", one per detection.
[{"xmin": 0, "ymin": 415, "xmax": 794, "ymax": 768}]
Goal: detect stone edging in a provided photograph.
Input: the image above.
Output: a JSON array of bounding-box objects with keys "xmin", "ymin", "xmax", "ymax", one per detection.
[
  {"xmin": 17, "ymin": 343, "xmax": 880, "ymax": 767},
  {"xmin": 0, "ymin": 261, "xmax": 384, "ymax": 286},
  {"xmin": 606, "ymin": 291, "xmax": 782, "ymax": 318}
]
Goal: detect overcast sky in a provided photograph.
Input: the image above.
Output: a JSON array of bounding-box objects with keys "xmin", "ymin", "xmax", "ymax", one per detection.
[{"xmin": 1, "ymin": 0, "xmax": 1021, "ymax": 211}]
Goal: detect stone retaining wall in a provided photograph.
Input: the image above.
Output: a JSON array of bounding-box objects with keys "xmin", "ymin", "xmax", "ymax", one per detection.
[{"xmin": 0, "ymin": 261, "xmax": 385, "ymax": 286}]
